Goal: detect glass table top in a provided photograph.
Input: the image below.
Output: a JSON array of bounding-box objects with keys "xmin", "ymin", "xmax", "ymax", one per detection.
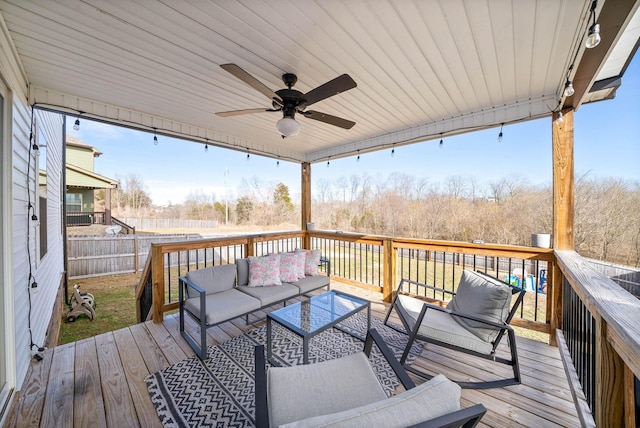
[{"xmin": 268, "ymin": 291, "xmax": 368, "ymax": 335}]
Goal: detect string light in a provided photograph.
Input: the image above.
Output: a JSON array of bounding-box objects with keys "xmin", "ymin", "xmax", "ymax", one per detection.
[
  {"xmin": 277, "ymin": 157, "xmax": 280, "ymax": 167},
  {"xmin": 204, "ymin": 144, "xmax": 208, "ymax": 153},
  {"xmin": 497, "ymin": 123, "xmax": 504, "ymax": 142},
  {"xmin": 356, "ymin": 150, "xmax": 360, "ymax": 162},
  {"xmin": 586, "ymin": 1, "xmax": 601, "ymax": 49},
  {"xmin": 556, "ymin": 111, "xmax": 564, "ymax": 124},
  {"xmin": 439, "ymin": 133, "xmax": 443, "ymax": 147},
  {"xmin": 391, "ymin": 144, "xmax": 395, "ymax": 157},
  {"xmin": 153, "ymin": 128, "xmax": 158, "ymax": 145},
  {"xmin": 563, "ymin": 79, "xmax": 575, "ymax": 97},
  {"xmin": 73, "ymin": 115, "xmax": 80, "ymax": 131},
  {"xmin": 246, "ymin": 148, "xmax": 250, "ymax": 161},
  {"xmin": 327, "ymin": 157, "xmax": 330, "ymax": 168}
]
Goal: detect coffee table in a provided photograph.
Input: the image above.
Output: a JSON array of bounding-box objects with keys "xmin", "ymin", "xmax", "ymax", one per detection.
[{"xmin": 266, "ymin": 290, "xmax": 371, "ymax": 365}]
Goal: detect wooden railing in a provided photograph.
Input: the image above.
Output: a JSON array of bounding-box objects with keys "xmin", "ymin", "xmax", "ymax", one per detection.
[
  {"xmin": 555, "ymin": 250, "xmax": 640, "ymax": 427},
  {"xmin": 135, "ymin": 230, "xmax": 640, "ymax": 425}
]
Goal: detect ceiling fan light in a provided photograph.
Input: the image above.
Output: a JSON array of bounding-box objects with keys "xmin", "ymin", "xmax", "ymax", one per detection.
[{"xmin": 276, "ymin": 117, "xmax": 300, "ymax": 137}]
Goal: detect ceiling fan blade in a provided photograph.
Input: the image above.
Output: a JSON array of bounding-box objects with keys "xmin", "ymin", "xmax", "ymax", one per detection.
[
  {"xmin": 303, "ymin": 110, "xmax": 356, "ymax": 129},
  {"xmin": 302, "ymin": 74, "xmax": 357, "ymax": 108},
  {"xmin": 220, "ymin": 64, "xmax": 282, "ymax": 104},
  {"xmin": 216, "ymin": 108, "xmax": 276, "ymax": 117}
]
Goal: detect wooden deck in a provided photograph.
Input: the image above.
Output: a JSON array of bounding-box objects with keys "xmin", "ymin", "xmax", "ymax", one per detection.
[{"xmin": 6, "ymin": 282, "xmax": 580, "ymax": 427}]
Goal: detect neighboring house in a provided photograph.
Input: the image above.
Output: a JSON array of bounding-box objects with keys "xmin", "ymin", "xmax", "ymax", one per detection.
[{"xmin": 65, "ymin": 135, "xmax": 118, "ymax": 226}]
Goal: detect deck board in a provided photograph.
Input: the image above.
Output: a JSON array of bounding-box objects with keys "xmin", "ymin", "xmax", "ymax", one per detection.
[
  {"xmin": 74, "ymin": 337, "xmax": 107, "ymax": 428},
  {"xmin": 6, "ymin": 281, "xmax": 581, "ymax": 427}
]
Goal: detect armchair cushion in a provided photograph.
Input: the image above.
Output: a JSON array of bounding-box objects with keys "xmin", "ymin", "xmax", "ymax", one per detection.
[
  {"xmin": 268, "ymin": 352, "xmax": 387, "ymax": 428},
  {"xmin": 446, "ymin": 270, "xmax": 512, "ymax": 342},
  {"xmin": 183, "ymin": 289, "xmax": 260, "ymax": 325},
  {"xmin": 279, "ymin": 374, "xmax": 461, "ymax": 428},
  {"xmin": 185, "ymin": 264, "xmax": 237, "ymax": 297}
]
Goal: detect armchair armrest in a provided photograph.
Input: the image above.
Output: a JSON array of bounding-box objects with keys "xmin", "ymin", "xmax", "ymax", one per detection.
[
  {"xmin": 178, "ymin": 276, "xmax": 207, "ymax": 327},
  {"xmin": 409, "ymin": 403, "xmax": 487, "ymax": 428},
  {"xmin": 363, "ymin": 328, "xmax": 416, "ymax": 390},
  {"xmin": 319, "ymin": 256, "xmax": 331, "ymax": 276},
  {"xmin": 397, "ymin": 278, "xmax": 457, "ymax": 299}
]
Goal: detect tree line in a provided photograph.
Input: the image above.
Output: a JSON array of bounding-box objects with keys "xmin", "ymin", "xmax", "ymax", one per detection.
[{"xmin": 102, "ymin": 172, "xmax": 640, "ymax": 267}]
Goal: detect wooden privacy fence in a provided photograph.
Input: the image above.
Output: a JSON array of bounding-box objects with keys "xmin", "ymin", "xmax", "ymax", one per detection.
[
  {"xmin": 68, "ymin": 234, "xmax": 216, "ymax": 278},
  {"xmin": 118, "ymin": 218, "xmax": 218, "ymax": 230}
]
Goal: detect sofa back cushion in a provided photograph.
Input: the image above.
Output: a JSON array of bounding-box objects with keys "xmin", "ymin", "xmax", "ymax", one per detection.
[
  {"xmin": 236, "ymin": 258, "xmax": 250, "ymax": 287},
  {"xmin": 185, "ymin": 264, "xmax": 237, "ymax": 297},
  {"xmin": 446, "ymin": 270, "xmax": 512, "ymax": 342},
  {"xmin": 248, "ymin": 254, "xmax": 282, "ymax": 287}
]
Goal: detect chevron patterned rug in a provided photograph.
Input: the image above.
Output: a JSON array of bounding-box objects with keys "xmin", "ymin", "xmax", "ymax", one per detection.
[{"xmin": 145, "ymin": 314, "xmax": 422, "ymax": 427}]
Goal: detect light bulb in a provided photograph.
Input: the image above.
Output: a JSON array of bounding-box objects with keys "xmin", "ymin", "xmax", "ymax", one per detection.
[
  {"xmin": 327, "ymin": 160, "xmax": 330, "ymax": 168},
  {"xmin": 391, "ymin": 147, "xmax": 395, "ymax": 157},
  {"xmin": 556, "ymin": 111, "xmax": 564, "ymax": 123},
  {"xmin": 586, "ymin": 23, "xmax": 601, "ymax": 48},
  {"xmin": 153, "ymin": 135, "xmax": 158, "ymax": 145},
  {"xmin": 357, "ymin": 155, "xmax": 360, "ymax": 162},
  {"xmin": 497, "ymin": 124, "xmax": 504, "ymax": 143},
  {"xmin": 564, "ymin": 80, "xmax": 575, "ymax": 97},
  {"xmin": 73, "ymin": 118, "xmax": 80, "ymax": 131},
  {"xmin": 276, "ymin": 117, "xmax": 300, "ymax": 137},
  {"xmin": 204, "ymin": 144, "xmax": 208, "ymax": 153}
]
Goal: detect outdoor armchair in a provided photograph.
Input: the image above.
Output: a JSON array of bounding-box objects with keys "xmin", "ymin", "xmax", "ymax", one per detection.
[
  {"xmin": 254, "ymin": 328, "xmax": 486, "ymax": 428},
  {"xmin": 384, "ymin": 270, "xmax": 526, "ymax": 389}
]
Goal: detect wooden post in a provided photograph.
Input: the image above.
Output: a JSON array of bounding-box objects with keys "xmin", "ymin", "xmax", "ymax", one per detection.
[
  {"xmin": 134, "ymin": 235, "xmax": 139, "ymax": 272},
  {"xmin": 104, "ymin": 187, "xmax": 112, "ymax": 225},
  {"xmin": 151, "ymin": 244, "xmax": 164, "ymax": 323},
  {"xmin": 301, "ymin": 162, "xmax": 311, "ymax": 249},
  {"xmin": 550, "ymin": 109, "xmax": 573, "ymax": 345},
  {"xmin": 624, "ymin": 365, "xmax": 637, "ymax": 427},
  {"xmin": 552, "ymin": 108, "xmax": 574, "ymax": 251},
  {"xmin": 382, "ymin": 238, "xmax": 395, "ymax": 303},
  {"xmin": 596, "ymin": 318, "xmax": 625, "ymax": 427}
]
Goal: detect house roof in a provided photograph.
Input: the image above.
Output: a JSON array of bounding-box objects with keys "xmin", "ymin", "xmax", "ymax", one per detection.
[
  {"xmin": 1, "ymin": 0, "xmax": 638, "ymax": 164},
  {"xmin": 66, "ymin": 135, "xmax": 103, "ymax": 157},
  {"xmin": 66, "ymin": 164, "xmax": 119, "ymax": 190}
]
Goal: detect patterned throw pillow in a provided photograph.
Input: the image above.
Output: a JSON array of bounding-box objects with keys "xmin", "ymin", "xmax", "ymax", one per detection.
[
  {"xmin": 279, "ymin": 252, "xmax": 306, "ymax": 282},
  {"xmin": 248, "ymin": 254, "xmax": 282, "ymax": 287},
  {"xmin": 297, "ymin": 249, "xmax": 322, "ymax": 276}
]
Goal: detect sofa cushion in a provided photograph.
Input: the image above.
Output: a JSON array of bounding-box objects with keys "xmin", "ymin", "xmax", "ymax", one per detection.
[
  {"xmin": 237, "ymin": 283, "xmax": 299, "ymax": 307},
  {"xmin": 279, "ymin": 374, "xmax": 461, "ymax": 428},
  {"xmin": 287, "ymin": 275, "xmax": 330, "ymax": 294},
  {"xmin": 268, "ymin": 352, "xmax": 387, "ymax": 428},
  {"xmin": 185, "ymin": 264, "xmax": 237, "ymax": 297},
  {"xmin": 235, "ymin": 258, "xmax": 250, "ymax": 286},
  {"xmin": 248, "ymin": 255, "xmax": 282, "ymax": 287},
  {"xmin": 279, "ymin": 252, "xmax": 306, "ymax": 282},
  {"xmin": 446, "ymin": 270, "xmax": 512, "ymax": 342},
  {"xmin": 183, "ymin": 288, "xmax": 260, "ymax": 325},
  {"xmin": 297, "ymin": 249, "xmax": 322, "ymax": 275}
]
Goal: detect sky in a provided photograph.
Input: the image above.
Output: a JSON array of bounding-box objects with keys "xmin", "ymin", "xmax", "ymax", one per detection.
[{"xmin": 67, "ymin": 54, "xmax": 640, "ymax": 207}]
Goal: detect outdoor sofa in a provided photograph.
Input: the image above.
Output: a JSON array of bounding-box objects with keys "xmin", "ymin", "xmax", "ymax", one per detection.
[{"xmin": 179, "ymin": 250, "xmax": 330, "ymax": 359}]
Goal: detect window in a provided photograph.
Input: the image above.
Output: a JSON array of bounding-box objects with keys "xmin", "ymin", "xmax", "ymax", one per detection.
[{"xmin": 66, "ymin": 193, "xmax": 82, "ymax": 212}]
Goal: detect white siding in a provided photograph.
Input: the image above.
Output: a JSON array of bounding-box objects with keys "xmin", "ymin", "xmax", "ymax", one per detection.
[{"xmin": 0, "ymin": 11, "xmax": 65, "ymax": 397}]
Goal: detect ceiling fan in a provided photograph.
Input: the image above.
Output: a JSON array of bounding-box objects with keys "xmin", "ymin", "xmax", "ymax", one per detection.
[{"xmin": 216, "ymin": 64, "xmax": 357, "ymax": 138}]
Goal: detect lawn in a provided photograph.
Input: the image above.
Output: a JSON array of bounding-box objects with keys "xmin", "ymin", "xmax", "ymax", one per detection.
[{"xmin": 58, "ymin": 272, "xmax": 142, "ymax": 345}]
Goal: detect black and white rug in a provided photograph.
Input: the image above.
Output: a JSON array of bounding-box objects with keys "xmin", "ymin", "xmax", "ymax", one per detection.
[{"xmin": 145, "ymin": 314, "xmax": 422, "ymax": 428}]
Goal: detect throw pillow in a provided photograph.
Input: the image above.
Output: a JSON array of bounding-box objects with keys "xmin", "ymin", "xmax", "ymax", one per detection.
[
  {"xmin": 279, "ymin": 252, "xmax": 306, "ymax": 282},
  {"xmin": 297, "ymin": 249, "xmax": 321, "ymax": 276},
  {"xmin": 447, "ymin": 270, "xmax": 512, "ymax": 343},
  {"xmin": 248, "ymin": 255, "xmax": 282, "ymax": 287}
]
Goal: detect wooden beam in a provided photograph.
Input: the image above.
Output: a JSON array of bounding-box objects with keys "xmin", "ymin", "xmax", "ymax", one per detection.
[
  {"xmin": 552, "ymin": 109, "xmax": 575, "ymax": 250},
  {"xmin": 565, "ymin": 0, "xmax": 638, "ymax": 109},
  {"xmin": 301, "ymin": 162, "xmax": 311, "ymax": 249}
]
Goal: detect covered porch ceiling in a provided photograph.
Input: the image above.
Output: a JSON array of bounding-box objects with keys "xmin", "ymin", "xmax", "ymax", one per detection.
[{"xmin": 1, "ymin": 0, "xmax": 638, "ymax": 164}]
